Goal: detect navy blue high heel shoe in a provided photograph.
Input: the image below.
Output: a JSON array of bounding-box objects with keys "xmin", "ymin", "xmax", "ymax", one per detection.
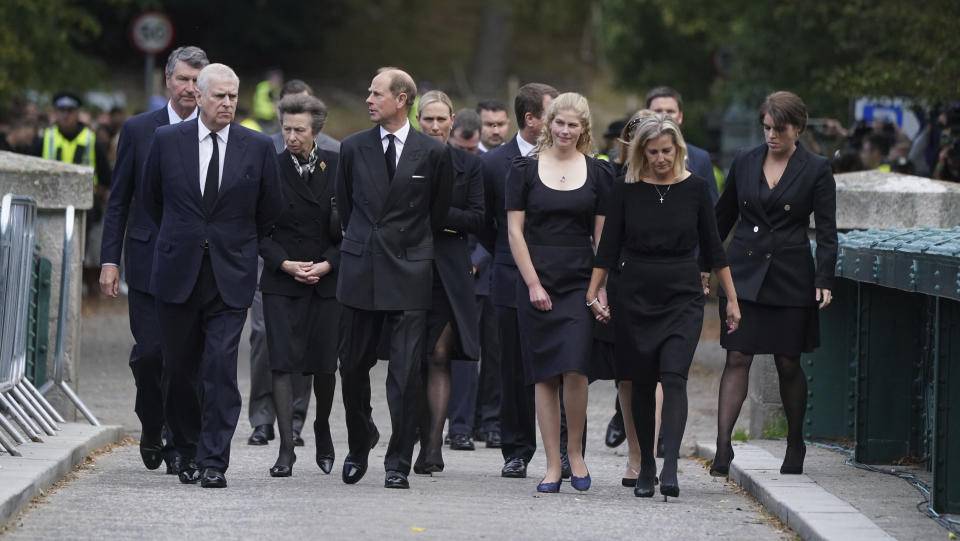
[
  {"xmin": 536, "ymin": 478, "xmax": 562, "ymax": 493},
  {"xmin": 570, "ymin": 472, "xmax": 591, "ymax": 492}
]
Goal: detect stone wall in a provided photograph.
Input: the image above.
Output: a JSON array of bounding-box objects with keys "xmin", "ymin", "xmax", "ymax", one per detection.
[{"xmin": 0, "ymin": 151, "xmax": 92, "ymax": 419}]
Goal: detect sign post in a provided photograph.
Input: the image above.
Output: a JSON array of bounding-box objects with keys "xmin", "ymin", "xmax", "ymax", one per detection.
[{"xmin": 130, "ymin": 12, "xmax": 174, "ymax": 106}]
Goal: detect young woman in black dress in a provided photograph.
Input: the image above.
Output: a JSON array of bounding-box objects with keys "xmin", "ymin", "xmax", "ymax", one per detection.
[
  {"xmin": 587, "ymin": 114, "xmax": 741, "ymax": 500},
  {"xmin": 709, "ymin": 92, "xmax": 837, "ymax": 477},
  {"xmin": 506, "ymin": 92, "xmax": 614, "ymax": 493}
]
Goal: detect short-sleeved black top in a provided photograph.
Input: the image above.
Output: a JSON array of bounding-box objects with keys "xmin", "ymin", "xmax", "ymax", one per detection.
[
  {"xmin": 505, "ymin": 155, "xmax": 613, "ymax": 243},
  {"xmin": 595, "ymin": 174, "xmax": 727, "ymax": 268}
]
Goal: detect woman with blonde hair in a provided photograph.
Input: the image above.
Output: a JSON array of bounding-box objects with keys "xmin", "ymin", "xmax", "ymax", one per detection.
[
  {"xmin": 587, "ymin": 114, "xmax": 740, "ymax": 500},
  {"xmin": 506, "ymin": 92, "xmax": 615, "ymax": 493}
]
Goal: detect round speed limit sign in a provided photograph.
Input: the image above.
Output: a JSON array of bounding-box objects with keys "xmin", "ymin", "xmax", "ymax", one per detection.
[{"xmin": 131, "ymin": 11, "xmax": 174, "ymax": 55}]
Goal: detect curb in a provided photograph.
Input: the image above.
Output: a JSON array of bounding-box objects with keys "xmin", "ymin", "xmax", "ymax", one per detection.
[
  {"xmin": 695, "ymin": 442, "xmax": 895, "ymax": 541},
  {"xmin": 0, "ymin": 423, "xmax": 125, "ymax": 528}
]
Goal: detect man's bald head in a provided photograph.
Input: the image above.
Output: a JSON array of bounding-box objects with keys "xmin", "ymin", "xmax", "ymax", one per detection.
[
  {"xmin": 367, "ymin": 67, "xmax": 417, "ymax": 130},
  {"xmin": 375, "ymin": 67, "xmax": 417, "ymax": 111}
]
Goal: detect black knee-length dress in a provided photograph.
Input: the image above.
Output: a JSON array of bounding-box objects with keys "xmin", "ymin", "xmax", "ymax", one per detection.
[
  {"xmin": 505, "ymin": 155, "xmax": 613, "ymax": 384},
  {"xmin": 595, "ymin": 175, "xmax": 726, "ymax": 381}
]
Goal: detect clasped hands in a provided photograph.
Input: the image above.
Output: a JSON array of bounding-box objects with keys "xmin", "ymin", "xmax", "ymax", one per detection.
[
  {"xmin": 587, "ymin": 288, "xmax": 610, "ymax": 324},
  {"xmin": 281, "ymin": 260, "xmax": 331, "ymax": 284}
]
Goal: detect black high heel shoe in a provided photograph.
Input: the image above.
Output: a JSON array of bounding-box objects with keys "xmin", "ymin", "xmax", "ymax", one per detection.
[
  {"xmin": 634, "ymin": 475, "xmax": 656, "ymax": 498},
  {"xmin": 270, "ymin": 452, "xmax": 297, "ymax": 477},
  {"xmin": 314, "ymin": 420, "xmax": 335, "ymax": 474},
  {"xmin": 659, "ymin": 459, "xmax": 679, "ymax": 502},
  {"xmin": 710, "ymin": 443, "xmax": 735, "ymax": 477},
  {"xmin": 780, "ymin": 442, "xmax": 806, "ymax": 474}
]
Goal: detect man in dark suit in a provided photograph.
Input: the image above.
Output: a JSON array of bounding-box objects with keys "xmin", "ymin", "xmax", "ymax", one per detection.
[
  {"xmin": 480, "ymin": 83, "xmax": 557, "ymax": 478},
  {"xmin": 336, "ymin": 67, "xmax": 453, "ymax": 489},
  {"xmin": 144, "ymin": 63, "xmax": 284, "ymax": 488},
  {"xmin": 99, "ymin": 46, "xmax": 209, "ymax": 474}
]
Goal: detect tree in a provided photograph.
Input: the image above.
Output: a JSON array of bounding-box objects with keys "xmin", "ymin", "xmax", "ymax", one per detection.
[{"xmin": 0, "ymin": 0, "xmax": 104, "ymax": 107}]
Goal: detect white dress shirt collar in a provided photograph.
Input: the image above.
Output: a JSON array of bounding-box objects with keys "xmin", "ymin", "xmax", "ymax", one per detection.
[
  {"xmin": 516, "ymin": 133, "xmax": 537, "ymax": 157},
  {"xmin": 197, "ymin": 121, "xmax": 230, "ymax": 195},
  {"xmin": 198, "ymin": 120, "xmax": 231, "ymax": 146},
  {"xmin": 380, "ymin": 120, "xmax": 410, "ymax": 165},
  {"xmin": 166, "ymin": 101, "xmax": 197, "ymax": 125}
]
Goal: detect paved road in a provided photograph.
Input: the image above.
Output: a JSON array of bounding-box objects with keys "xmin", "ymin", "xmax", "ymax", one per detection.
[{"xmin": 3, "ymin": 297, "xmax": 790, "ymax": 540}]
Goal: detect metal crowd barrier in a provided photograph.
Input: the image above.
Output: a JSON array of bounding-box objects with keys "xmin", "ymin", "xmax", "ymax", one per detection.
[
  {"xmin": 38, "ymin": 205, "xmax": 99, "ymax": 426},
  {"xmin": 1, "ymin": 198, "xmax": 98, "ymax": 456}
]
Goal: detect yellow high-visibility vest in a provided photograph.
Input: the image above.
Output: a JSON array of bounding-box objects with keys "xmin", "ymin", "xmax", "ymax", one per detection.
[{"xmin": 42, "ymin": 125, "xmax": 98, "ymax": 185}]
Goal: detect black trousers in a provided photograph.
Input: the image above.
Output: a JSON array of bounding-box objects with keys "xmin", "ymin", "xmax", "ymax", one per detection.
[
  {"xmin": 339, "ymin": 306, "xmax": 425, "ymax": 475},
  {"xmin": 496, "ymin": 305, "xmax": 536, "ymax": 463},
  {"xmin": 158, "ymin": 254, "xmax": 247, "ymax": 472},
  {"xmin": 448, "ymin": 294, "xmax": 501, "ymax": 435},
  {"xmin": 127, "ymin": 286, "xmax": 177, "ymax": 463}
]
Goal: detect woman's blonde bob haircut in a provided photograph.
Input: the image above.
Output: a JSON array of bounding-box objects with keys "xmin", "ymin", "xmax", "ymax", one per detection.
[
  {"xmin": 418, "ymin": 89, "xmax": 454, "ymax": 117},
  {"xmin": 625, "ymin": 113, "xmax": 688, "ymax": 184},
  {"xmin": 534, "ymin": 92, "xmax": 593, "ymax": 155}
]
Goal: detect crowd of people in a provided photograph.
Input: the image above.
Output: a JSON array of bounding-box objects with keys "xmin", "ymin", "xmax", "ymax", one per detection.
[{"xmin": 2, "ymin": 45, "xmax": 845, "ymax": 498}]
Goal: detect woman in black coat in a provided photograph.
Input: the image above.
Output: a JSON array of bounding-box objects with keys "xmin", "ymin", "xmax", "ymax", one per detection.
[
  {"xmin": 259, "ymin": 94, "xmax": 341, "ymax": 477},
  {"xmin": 412, "ymin": 90, "xmax": 484, "ymax": 473},
  {"xmin": 709, "ymin": 91, "xmax": 837, "ymax": 477}
]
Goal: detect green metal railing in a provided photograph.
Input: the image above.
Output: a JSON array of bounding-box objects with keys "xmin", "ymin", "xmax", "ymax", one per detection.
[
  {"xmin": 803, "ymin": 227, "xmax": 960, "ymax": 514},
  {"xmin": 26, "ymin": 245, "xmax": 51, "ymax": 386}
]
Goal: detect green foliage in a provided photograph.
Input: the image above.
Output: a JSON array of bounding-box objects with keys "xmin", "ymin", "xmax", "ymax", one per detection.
[
  {"xmin": 733, "ymin": 427, "xmax": 749, "ymax": 442},
  {"xmin": 762, "ymin": 412, "xmax": 789, "ymax": 440},
  {"xmin": 600, "ymin": 0, "xmax": 960, "ymax": 117},
  {"xmin": 0, "ymin": 0, "xmax": 105, "ymax": 105}
]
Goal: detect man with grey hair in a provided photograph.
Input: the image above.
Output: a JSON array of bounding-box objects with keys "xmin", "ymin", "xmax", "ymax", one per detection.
[
  {"xmin": 99, "ymin": 45, "xmax": 209, "ymax": 475},
  {"xmin": 336, "ymin": 67, "xmax": 452, "ymax": 489},
  {"xmin": 145, "ymin": 62, "xmax": 284, "ymax": 488}
]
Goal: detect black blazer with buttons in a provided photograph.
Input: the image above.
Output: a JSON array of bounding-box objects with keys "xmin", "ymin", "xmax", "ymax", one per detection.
[
  {"xmin": 259, "ymin": 148, "xmax": 340, "ymax": 298},
  {"xmin": 335, "ymin": 126, "xmax": 454, "ymax": 311},
  {"xmin": 715, "ymin": 142, "xmax": 837, "ymax": 307}
]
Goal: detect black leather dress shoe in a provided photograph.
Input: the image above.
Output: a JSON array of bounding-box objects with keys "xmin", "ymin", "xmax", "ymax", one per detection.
[
  {"xmin": 384, "ymin": 470, "xmax": 409, "ymax": 489},
  {"xmin": 485, "ymin": 431, "xmax": 502, "ymax": 449},
  {"xmin": 178, "ymin": 460, "xmax": 201, "ymax": 484},
  {"xmin": 165, "ymin": 455, "xmax": 180, "ymax": 475},
  {"xmin": 139, "ymin": 438, "xmax": 163, "ymax": 470},
  {"xmin": 316, "ymin": 454, "xmax": 334, "ymax": 474},
  {"xmin": 449, "ymin": 433, "xmax": 475, "ymax": 451},
  {"xmin": 473, "ymin": 428, "xmax": 486, "ymax": 443},
  {"xmin": 201, "ymin": 468, "xmax": 227, "ymax": 488},
  {"xmin": 342, "ymin": 454, "xmax": 368, "ymax": 484},
  {"xmin": 501, "ymin": 457, "xmax": 527, "ymax": 478},
  {"xmin": 293, "ymin": 431, "xmax": 305, "ymax": 447},
  {"xmin": 605, "ymin": 414, "xmax": 626, "ymax": 448},
  {"xmin": 248, "ymin": 425, "xmax": 273, "ymax": 446}
]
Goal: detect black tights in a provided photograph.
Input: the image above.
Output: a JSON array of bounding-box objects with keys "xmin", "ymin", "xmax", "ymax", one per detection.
[
  {"xmin": 715, "ymin": 351, "xmax": 807, "ymax": 463},
  {"xmin": 418, "ymin": 323, "xmax": 455, "ymax": 465},
  {"xmin": 633, "ymin": 373, "xmax": 687, "ymax": 485},
  {"xmin": 272, "ymin": 371, "xmax": 337, "ymax": 468}
]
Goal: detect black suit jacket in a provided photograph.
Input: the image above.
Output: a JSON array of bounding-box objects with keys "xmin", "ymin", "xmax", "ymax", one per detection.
[
  {"xmin": 479, "ymin": 136, "xmax": 522, "ymax": 308},
  {"xmin": 715, "ymin": 143, "xmax": 837, "ymax": 307},
  {"xmin": 434, "ymin": 146, "xmax": 484, "ymax": 359},
  {"xmin": 259, "ymin": 148, "xmax": 341, "ymax": 298},
  {"xmin": 100, "ymin": 107, "xmax": 169, "ymax": 293},
  {"xmin": 335, "ymin": 126, "xmax": 453, "ymax": 311},
  {"xmin": 144, "ymin": 119, "xmax": 285, "ymax": 308}
]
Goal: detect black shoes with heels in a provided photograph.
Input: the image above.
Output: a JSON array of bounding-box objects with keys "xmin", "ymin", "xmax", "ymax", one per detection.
[
  {"xmin": 780, "ymin": 442, "xmax": 806, "ymax": 474},
  {"xmin": 710, "ymin": 443, "xmax": 735, "ymax": 477}
]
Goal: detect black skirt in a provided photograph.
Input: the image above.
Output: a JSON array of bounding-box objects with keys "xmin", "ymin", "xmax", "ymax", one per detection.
[
  {"xmin": 262, "ymin": 292, "xmax": 340, "ymax": 375},
  {"xmin": 426, "ymin": 273, "xmax": 463, "ymax": 358},
  {"xmin": 516, "ymin": 243, "xmax": 594, "ymax": 384},
  {"xmin": 719, "ymin": 297, "xmax": 819, "ymax": 357}
]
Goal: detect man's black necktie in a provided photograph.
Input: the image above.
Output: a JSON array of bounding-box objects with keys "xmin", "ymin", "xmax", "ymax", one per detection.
[
  {"xmin": 204, "ymin": 132, "xmax": 219, "ymax": 212},
  {"xmin": 384, "ymin": 133, "xmax": 397, "ymax": 182}
]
